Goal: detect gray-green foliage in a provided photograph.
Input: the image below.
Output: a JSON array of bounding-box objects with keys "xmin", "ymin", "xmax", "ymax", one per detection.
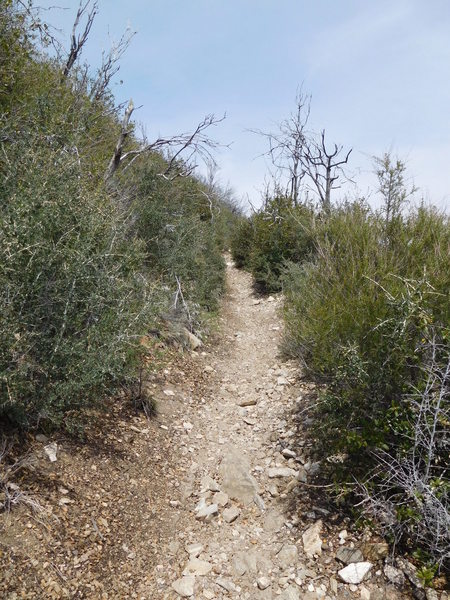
[
  {"xmin": 0, "ymin": 2, "xmax": 232, "ymax": 429},
  {"xmin": 231, "ymin": 196, "xmax": 315, "ymax": 292}
]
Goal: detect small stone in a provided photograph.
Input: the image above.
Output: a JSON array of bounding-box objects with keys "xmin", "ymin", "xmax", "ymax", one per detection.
[
  {"xmin": 215, "ymin": 578, "xmax": 236, "ymax": 592},
  {"xmin": 297, "ymin": 467, "xmax": 308, "ymax": 483},
  {"xmin": 195, "ymin": 504, "xmax": 219, "ymax": 522},
  {"xmin": 203, "ymin": 591, "xmax": 215, "ymax": 600},
  {"xmin": 35, "ymin": 433, "xmax": 48, "ymax": 443},
  {"xmin": 302, "ymin": 520, "xmax": 323, "ymax": 557},
  {"xmin": 268, "ymin": 467, "xmax": 297, "ymax": 478},
  {"xmin": 185, "ymin": 542, "xmax": 204, "ymax": 557},
  {"xmin": 223, "ymin": 506, "xmax": 240, "ymax": 523},
  {"xmin": 268, "ymin": 484, "xmax": 278, "ymax": 497},
  {"xmin": 44, "ymin": 442, "xmax": 58, "ymax": 462},
  {"xmin": 338, "ymin": 562, "xmax": 373, "ymax": 584},
  {"xmin": 253, "ymin": 494, "xmax": 266, "ymax": 511},
  {"xmin": 277, "ymin": 376, "xmax": 289, "ymax": 386},
  {"xmin": 183, "ymin": 558, "xmax": 212, "ymax": 576},
  {"xmin": 212, "ymin": 491, "xmax": 229, "ymax": 507},
  {"xmin": 237, "ymin": 398, "xmax": 258, "ymax": 407},
  {"xmin": 163, "ymin": 389, "xmax": 175, "ymax": 396},
  {"xmin": 383, "ymin": 565, "xmax": 405, "ymax": 587},
  {"xmin": 200, "ymin": 475, "xmax": 221, "ymax": 493},
  {"xmin": 172, "ymin": 576, "xmax": 195, "ymax": 597},
  {"xmin": 242, "ymin": 416, "xmax": 257, "ymax": 426},
  {"xmin": 336, "ymin": 546, "xmax": 364, "ymax": 564},
  {"xmin": 257, "ymin": 577, "xmax": 271, "ymax": 590},
  {"xmin": 204, "ymin": 365, "xmax": 214, "ymax": 373},
  {"xmin": 281, "ymin": 448, "xmax": 296, "ymax": 459}
]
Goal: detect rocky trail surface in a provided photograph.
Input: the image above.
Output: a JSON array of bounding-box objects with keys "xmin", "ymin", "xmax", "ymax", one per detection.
[
  {"xmin": 1, "ymin": 261, "xmax": 444, "ymax": 599},
  {"xmin": 145, "ymin": 262, "xmax": 425, "ymax": 600}
]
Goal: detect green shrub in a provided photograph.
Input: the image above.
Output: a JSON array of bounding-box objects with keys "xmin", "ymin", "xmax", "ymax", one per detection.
[
  {"xmin": 283, "ymin": 200, "xmax": 449, "ymax": 460},
  {"xmin": 241, "ymin": 197, "xmax": 315, "ymax": 291},
  {"xmin": 0, "ymin": 140, "xmax": 152, "ymax": 428},
  {"xmin": 230, "ymin": 217, "xmax": 254, "ymax": 269}
]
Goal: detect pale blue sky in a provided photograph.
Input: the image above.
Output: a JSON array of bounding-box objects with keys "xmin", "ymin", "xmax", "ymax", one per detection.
[{"xmin": 37, "ymin": 1, "xmax": 450, "ymax": 209}]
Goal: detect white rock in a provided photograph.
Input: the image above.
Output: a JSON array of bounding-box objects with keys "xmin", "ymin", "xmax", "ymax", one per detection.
[
  {"xmin": 195, "ymin": 504, "xmax": 219, "ymax": 522},
  {"xmin": 277, "ymin": 376, "xmax": 289, "ymax": 386},
  {"xmin": 302, "ymin": 520, "xmax": 323, "ymax": 557},
  {"xmin": 223, "ymin": 506, "xmax": 240, "ymax": 523},
  {"xmin": 257, "ymin": 576, "xmax": 271, "ymax": 590},
  {"xmin": 163, "ymin": 389, "xmax": 175, "ymax": 396},
  {"xmin": 383, "ymin": 564, "xmax": 405, "ymax": 586},
  {"xmin": 44, "ymin": 442, "xmax": 58, "ymax": 462},
  {"xmin": 172, "ymin": 576, "xmax": 195, "ymax": 597},
  {"xmin": 268, "ymin": 467, "xmax": 297, "ymax": 478},
  {"xmin": 183, "ymin": 558, "xmax": 212, "ymax": 576},
  {"xmin": 338, "ymin": 562, "xmax": 373, "ymax": 584},
  {"xmin": 185, "ymin": 542, "xmax": 204, "ymax": 557},
  {"xmin": 202, "ymin": 591, "xmax": 215, "ymax": 600}
]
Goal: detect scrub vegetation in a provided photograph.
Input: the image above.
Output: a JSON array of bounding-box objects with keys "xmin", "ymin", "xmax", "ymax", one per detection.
[
  {"xmin": 0, "ymin": 0, "xmax": 239, "ymax": 430},
  {"xmin": 232, "ymin": 110, "xmax": 449, "ymax": 572}
]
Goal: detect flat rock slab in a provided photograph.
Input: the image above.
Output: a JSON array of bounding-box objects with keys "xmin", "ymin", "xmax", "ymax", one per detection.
[
  {"xmin": 267, "ymin": 467, "xmax": 297, "ymax": 478},
  {"xmin": 338, "ymin": 561, "xmax": 373, "ymax": 584},
  {"xmin": 183, "ymin": 557, "xmax": 212, "ymax": 576},
  {"xmin": 336, "ymin": 546, "xmax": 364, "ymax": 564},
  {"xmin": 219, "ymin": 446, "xmax": 259, "ymax": 505}
]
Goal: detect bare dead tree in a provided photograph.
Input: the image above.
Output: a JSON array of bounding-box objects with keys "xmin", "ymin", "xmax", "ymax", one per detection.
[
  {"xmin": 250, "ymin": 89, "xmax": 311, "ymax": 205},
  {"xmin": 302, "ymin": 130, "xmax": 352, "ymax": 213},
  {"xmin": 252, "ymin": 89, "xmax": 352, "ymax": 211},
  {"xmin": 63, "ymin": 0, "xmax": 98, "ymax": 78},
  {"xmin": 105, "ymin": 104, "xmax": 226, "ymax": 182}
]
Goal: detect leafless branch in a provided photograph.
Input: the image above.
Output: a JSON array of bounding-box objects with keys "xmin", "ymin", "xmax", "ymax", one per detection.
[
  {"xmin": 105, "ymin": 108, "xmax": 226, "ymax": 182},
  {"xmin": 63, "ymin": 0, "xmax": 98, "ymax": 78}
]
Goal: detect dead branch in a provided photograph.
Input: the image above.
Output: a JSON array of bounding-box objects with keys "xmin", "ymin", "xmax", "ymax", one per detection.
[
  {"xmin": 90, "ymin": 26, "xmax": 136, "ymax": 101},
  {"xmin": 63, "ymin": 0, "xmax": 98, "ymax": 78},
  {"xmin": 105, "ymin": 109, "xmax": 226, "ymax": 182}
]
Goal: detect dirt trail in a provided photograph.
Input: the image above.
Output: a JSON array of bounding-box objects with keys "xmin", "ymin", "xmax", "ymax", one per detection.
[
  {"xmin": 1, "ymin": 261, "xmax": 419, "ymax": 599},
  {"xmin": 144, "ymin": 261, "xmax": 410, "ymax": 600}
]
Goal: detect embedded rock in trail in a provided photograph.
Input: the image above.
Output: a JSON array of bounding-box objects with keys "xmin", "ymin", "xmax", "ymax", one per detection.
[
  {"xmin": 302, "ymin": 520, "xmax": 323, "ymax": 557},
  {"xmin": 278, "ymin": 584, "xmax": 301, "ymax": 600},
  {"xmin": 172, "ymin": 576, "xmax": 195, "ymax": 597},
  {"xmin": 219, "ymin": 445, "xmax": 259, "ymax": 504}
]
